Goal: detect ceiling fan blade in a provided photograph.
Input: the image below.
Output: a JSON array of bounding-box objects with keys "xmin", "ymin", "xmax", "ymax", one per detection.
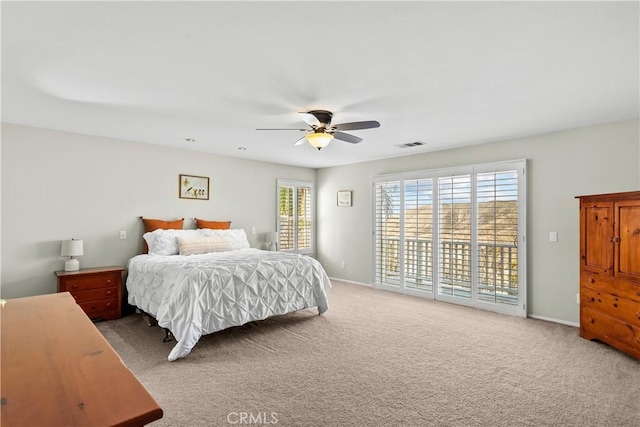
[
  {"xmin": 293, "ymin": 136, "xmax": 308, "ymax": 146},
  {"xmin": 333, "ymin": 131, "xmax": 363, "ymax": 144},
  {"xmin": 305, "ymin": 110, "xmax": 333, "ymax": 127},
  {"xmin": 332, "ymin": 120, "xmax": 380, "ymax": 131},
  {"xmin": 256, "ymin": 128, "xmax": 308, "ymax": 131},
  {"xmin": 299, "ymin": 112, "xmax": 321, "ymax": 127}
]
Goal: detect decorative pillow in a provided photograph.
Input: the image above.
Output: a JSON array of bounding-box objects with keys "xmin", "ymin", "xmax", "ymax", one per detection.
[
  {"xmin": 140, "ymin": 217, "xmax": 184, "ymax": 253},
  {"xmin": 177, "ymin": 236, "xmax": 234, "ymax": 255},
  {"xmin": 144, "ymin": 229, "xmax": 201, "ymax": 256},
  {"xmin": 199, "ymin": 228, "xmax": 250, "ymax": 250},
  {"xmin": 195, "ymin": 219, "xmax": 231, "ymax": 230},
  {"xmin": 141, "ymin": 217, "xmax": 184, "ymax": 232}
]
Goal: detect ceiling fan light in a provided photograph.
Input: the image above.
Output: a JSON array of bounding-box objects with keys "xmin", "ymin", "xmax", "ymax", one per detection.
[{"xmin": 306, "ymin": 132, "xmax": 334, "ymax": 150}]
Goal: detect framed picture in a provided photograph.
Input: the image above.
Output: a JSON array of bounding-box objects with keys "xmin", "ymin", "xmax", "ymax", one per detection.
[
  {"xmin": 179, "ymin": 174, "xmax": 209, "ymax": 200},
  {"xmin": 337, "ymin": 190, "xmax": 352, "ymax": 207}
]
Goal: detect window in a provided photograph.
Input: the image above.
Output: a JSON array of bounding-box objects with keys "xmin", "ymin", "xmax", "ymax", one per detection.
[
  {"xmin": 438, "ymin": 174, "xmax": 472, "ymax": 299},
  {"xmin": 374, "ymin": 180, "xmax": 401, "ymax": 286},
  {"xmin": 277, "ymin": 180, "xmax": 313, "ymax": 253},
  {"xmin": 373, "ymin": 160, "xmax": 526, "ymax": 317},
  {"xmin": 405, "ymin": 178, "xmax": 434, "ymax": 292}
]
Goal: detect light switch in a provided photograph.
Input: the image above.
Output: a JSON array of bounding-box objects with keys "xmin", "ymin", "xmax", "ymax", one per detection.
[
  {"xmin": 549, "ymin": 231, "xmax": 558, "ymax": 242},
  {"xmin": 251, "ymin": 227, "xmax": 256, "ymax": 235},
  {"xmin": 120, "ymin": 230, "xmax": 127, "ymax": 240}
]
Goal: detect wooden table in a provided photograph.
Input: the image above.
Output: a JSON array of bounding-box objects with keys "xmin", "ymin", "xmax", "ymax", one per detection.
[{"xmin": 1, "ymin": 292, "xmax": 163, "ymax": 427}]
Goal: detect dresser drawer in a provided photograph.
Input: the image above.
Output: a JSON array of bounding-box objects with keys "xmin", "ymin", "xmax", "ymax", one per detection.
[
  {"xmin": 581, "ymin": 272, "xmax": 640, "ymax": 302},
  {"xmin": 581, "ymin": 307, "xmax": 640, "ymax": 358},
  {"xmin": 70, "ymin": 286, "xmax": 118, "ymax": 304},
  {"xmin": 61, "ymin": 273, "xmax": 120, "ymax": 292},
  {"xmin": 581, "ymin": 287, "xmax": 640, "ymax": 327},
  {"xmin": 79, "ymin": 298, "xmax": 119, "ymax": 319},
  {"xmin": 55, "ymin": 267, "xmax": 124, "ymax": 320}
]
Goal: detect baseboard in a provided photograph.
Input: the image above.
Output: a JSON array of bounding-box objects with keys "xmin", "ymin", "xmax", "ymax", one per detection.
[
  {"xmin": 528, "ymin": 314, "xmax": 579, "ymax": 328},
  {"xmin": 328, "ymin": 277, "xmax": 372, "ymax": 287}
]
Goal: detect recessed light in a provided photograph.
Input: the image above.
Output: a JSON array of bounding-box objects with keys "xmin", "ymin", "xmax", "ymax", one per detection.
[
  {"xmin": 185, "ymin": 138, "xmax": 195, "ymax": 143},
  {"xmin": 237, "ymin": 147, "xmax": 247, "ymax": 151}
]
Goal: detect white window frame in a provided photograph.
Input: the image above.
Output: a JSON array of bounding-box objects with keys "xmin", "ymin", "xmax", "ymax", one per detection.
[{"xmin": 372, "ymin": 160, "xmax": 527, "ymax": 317}]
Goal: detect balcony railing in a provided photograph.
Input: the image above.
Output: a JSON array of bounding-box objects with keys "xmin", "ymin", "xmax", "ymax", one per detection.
[{"xmin": 376, "ymin": 237, "xmax": 518, "ymax": 304}]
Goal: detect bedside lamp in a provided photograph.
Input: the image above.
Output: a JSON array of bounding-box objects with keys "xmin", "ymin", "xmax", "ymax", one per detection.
[
  {"xmin": 266, "ymin": 232, "xmax": 279, "ymax": 251},
  {"xmin": 61, "ymin": 239, "xmax": 83, "ymax": 271}
]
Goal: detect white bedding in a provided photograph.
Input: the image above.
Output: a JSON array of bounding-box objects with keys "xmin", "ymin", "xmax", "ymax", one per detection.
[{"xmin": 126, "ymin": 248, "xmax": 331, "ymax": 361}]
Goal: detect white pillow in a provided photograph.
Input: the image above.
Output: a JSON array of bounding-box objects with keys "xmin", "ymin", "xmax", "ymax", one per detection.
[
  {"xmin": 144, "ymin": 229, "xmax": 201, "ymax": 255},
  {"xmin": 177, "ymin": 236, "xmax": 234, "ymax": 255},
  {"xmin": 199, "ymin": 228, "xmax": 250, "ymax": 250}
]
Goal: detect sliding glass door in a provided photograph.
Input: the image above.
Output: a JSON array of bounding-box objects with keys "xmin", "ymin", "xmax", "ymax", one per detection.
[{"xmin": 373, "ymin": 160, "xmax": 526, "ymax": 317}]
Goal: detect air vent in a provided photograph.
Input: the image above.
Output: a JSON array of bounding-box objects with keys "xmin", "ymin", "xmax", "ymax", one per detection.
[{"xmin": 395, "ymin": 141, "xmax": 426, "ymax": 149}]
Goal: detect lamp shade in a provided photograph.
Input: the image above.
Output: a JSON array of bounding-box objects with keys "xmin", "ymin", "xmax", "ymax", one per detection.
[
  {"xmin": 61, "ymin": 239, "xmax": 84, "ymax": 257},
  {"xmin": 306, "ymin": 132, "xmax": 334, "ymax": 150}
]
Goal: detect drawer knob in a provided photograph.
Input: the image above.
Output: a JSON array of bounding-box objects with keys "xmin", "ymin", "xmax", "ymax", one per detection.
[
  {"xmin": 71, "ymin": 284, "xmax": 78, "ymax": 289},
  {"xmin": 588, "ymin": 317, "xmax": 594, "ymax": 324},
  {"xmin": 587, "ymin": 297, "xmax": 595, "ymax": 303},
  {"xmin": 106, "ymin": 279, "xmax": 112, "ymax": 284},
  {"xmin": 106, "ymin": 302, "xmax": 112, "ymax": 307},
  {"xmin": 106, "ymin": 290, "xmax": 112, "ymax": 295},
  {"xmin": 588, "ymin": 278, "xmax": 595, "ymax": 283}
]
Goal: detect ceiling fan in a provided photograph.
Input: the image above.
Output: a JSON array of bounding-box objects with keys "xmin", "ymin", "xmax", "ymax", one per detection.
[{"xmin": 256, "ymin": 110, "xmax": 380, "ymax": 150}]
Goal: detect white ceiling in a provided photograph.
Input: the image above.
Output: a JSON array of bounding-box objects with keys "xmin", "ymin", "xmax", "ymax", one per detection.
[{"xmin": 2, "ymin": 1, "xmax": 639, "ymax": 169}]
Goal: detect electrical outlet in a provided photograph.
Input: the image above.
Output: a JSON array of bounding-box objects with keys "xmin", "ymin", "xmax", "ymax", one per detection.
[
  {"xmin": 251, "ymin": 227, "xmax": 256, "ymax": 234},
  {"xmin": 341, "ymin": 261, "xmax": 346, "ymax": 269},
  {"xmin": 549, "ymin": 231, "xmax": 558, "ymax": 242},
  {"xmin": 119, "ymin": 230, "xmax": 127, "ymax": 240}
]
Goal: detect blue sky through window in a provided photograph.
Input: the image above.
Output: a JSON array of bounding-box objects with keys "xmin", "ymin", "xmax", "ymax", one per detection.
[{"xmin": 378, "ymin": 170, "xmax": 518, "ymax": 214}]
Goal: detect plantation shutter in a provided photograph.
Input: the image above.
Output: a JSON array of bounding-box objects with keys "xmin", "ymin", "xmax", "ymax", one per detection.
[
  {"xmin": 476, "ymin": 170, "xmax": 519, "ymax": 305},
  {"xmin": 277, "ymin": 180, "xmax": 313, "ymax": 253},
  {"xmin": 372, "ymin": 160, "xmax": 525, "ymax": 317},
  {"xmin": 278, "ymin": 183, "xmax": 295, "ymax": 251},
  {"xmin": 297, "ymin": 185, "xmax": 312, "ymax": 251},
  {"xmin": 374, "ymin": 180, "xmax": 401, "ymax": 287},
  {"xmin": 437, "ymin": 174, "xmax": 472, "ymax": 299},
  {"xmin": 404, "ymin": 178, "xmax": 434, "ymax": 291}
]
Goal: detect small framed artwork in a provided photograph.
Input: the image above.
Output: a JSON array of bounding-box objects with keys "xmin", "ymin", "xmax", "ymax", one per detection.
[
  {"xmin": 337, "ymin": 190, "xmax": 352, "ymax": 207},
  {"xmin": 179, "ymin": 174, "xmax": 209, "ymax": 200}
]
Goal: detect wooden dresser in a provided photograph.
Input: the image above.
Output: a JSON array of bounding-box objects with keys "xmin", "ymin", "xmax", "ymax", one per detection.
[
  {"xmin": 577, "ymin": 191, "xmax": 640, "ymax": 359},
  {"xmin": 0, "ymin": 292, "xmax": 163, "ymax": 426},
  {"xmin": 55, "ymin": 266, "xmax": 124, "ymax": 320}
]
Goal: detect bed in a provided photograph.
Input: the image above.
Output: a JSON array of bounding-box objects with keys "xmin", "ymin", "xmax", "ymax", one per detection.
[{"xmin": 126, "ymin": 226, "xmax": 331, "ymax": 361}]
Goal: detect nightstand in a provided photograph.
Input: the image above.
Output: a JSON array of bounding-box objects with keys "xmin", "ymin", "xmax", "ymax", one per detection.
[{"xmin": 55, "ymin": 266, "xmax": 124, "ymax": 320}]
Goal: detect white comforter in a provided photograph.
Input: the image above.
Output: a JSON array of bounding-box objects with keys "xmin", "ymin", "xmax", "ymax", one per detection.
[{"xmin": 126, "ymin": 249, "xmax": 331, "ymax": 361}]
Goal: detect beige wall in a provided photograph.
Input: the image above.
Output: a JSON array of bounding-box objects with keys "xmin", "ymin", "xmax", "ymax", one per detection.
[
  {"xmin": 1, "ymin": 123, "xmax": 315, "ymax": 298},
  {"xmin": 316, "ymin": 119, "xmax": 640, "ymax": 324},
  {"xmin": 2, "ymin": 120, "xmax": 639, "ymax": 325}
]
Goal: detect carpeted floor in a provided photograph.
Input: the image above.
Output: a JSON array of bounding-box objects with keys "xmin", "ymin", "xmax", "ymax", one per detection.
[{"xmin": 97, "ymin": 281, "xmax": 640, "ymax": 427}]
